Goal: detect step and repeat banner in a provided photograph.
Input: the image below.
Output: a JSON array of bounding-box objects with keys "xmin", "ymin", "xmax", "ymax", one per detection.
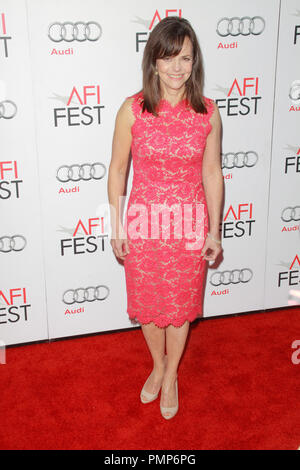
[
  {"xmin": 0, "ymin": 0, "xmax": 49, "ymax": 345},
  {"xmin": 1, "ymin": 0, "xmax": 299, "ymax": 346},
  {"xmin": 264, "ymin": 0, "xmax": 300, "ymax": 309}
]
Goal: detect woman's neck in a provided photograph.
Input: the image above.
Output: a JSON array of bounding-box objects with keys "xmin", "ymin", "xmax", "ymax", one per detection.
[{"xmin": 160, "ymin": 86, "xmax": 186, "ymax": 106}]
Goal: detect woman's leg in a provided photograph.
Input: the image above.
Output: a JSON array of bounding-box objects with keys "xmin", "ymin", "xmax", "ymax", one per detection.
[
  {"xmin": 161, "ymin": 320, "xmax": 190, "ymax": 409},
  {"xmin": 140, "ymin": 322, "xmax": 166, "ymax": 398}
]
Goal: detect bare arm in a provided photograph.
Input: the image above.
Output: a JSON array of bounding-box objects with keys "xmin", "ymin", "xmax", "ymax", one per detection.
[
  {"xmin": 107, "ymin": 97, "xmax": 134, "ymax": 259},
  {"xmin": 202, "ymin": 101, "xmax": 223, "ymax": 240}
]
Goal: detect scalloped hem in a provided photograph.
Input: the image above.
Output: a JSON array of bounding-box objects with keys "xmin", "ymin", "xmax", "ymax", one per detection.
[{"xmin": 127, "ymin": 311, "xmax": 202, "ymax": 329}]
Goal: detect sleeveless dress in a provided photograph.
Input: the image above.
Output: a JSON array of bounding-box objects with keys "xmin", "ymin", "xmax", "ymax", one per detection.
[{"xmin": 123, "ymin": 91, "xmax": 215, "ymax": 328}]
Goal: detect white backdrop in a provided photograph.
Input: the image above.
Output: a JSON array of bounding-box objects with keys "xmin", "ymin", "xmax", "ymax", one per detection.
[
  {"xmin": 0, "ymin": 0, "xmax": 48, "ymax": 345},
  {"xmin": 264, "ymin": 0, "xmax": 300, "ymax": 309},
  {"xmin": 1, "ymin": 0, "xmax": 299, "ymax": 346}
]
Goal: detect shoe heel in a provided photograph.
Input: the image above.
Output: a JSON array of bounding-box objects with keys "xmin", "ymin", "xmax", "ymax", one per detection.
[
  {"xmin": 160, "ymin": 378, "xmax": 178, "ymax": 420},
  {"xmin": 140, "ymin": 355, "xmax": 168, "ymax": 404}
]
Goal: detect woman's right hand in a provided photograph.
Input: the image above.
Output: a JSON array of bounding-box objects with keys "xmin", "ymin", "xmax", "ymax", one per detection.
[{"xmin": 110, "ymin": 238, "xmax": 130, "ymax": 261}]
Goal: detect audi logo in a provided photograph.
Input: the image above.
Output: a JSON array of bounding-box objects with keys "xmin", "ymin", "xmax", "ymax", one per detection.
[
  {"xmin": 210, "ymin": 269, "xmax": 253, "ymax": 286},
  {"xmin": 216, "ymin": 16, "xmax": 265, "ymax": 37},
  {"xmin": 0, "ymin": 100, "xmax": 17, "ymax": 119},
  {"xmin": 48, "ymin": 21, "xmax": 102, "ymax": 42},
  {"xmin": 0, "ymin": 235, "xmax": 26, "ymax": 252},
  {"xmin": 63, "ymin": 285, "xmax": 110, "ymax": 304},
  {"xmin": 281, "ymin": 206, "xmax": 300, "ymax": 222},
  {"xmin": 289, "ymin": 80, "xmax": 300, "ymax": 102},
  {"xmin": 222, "ymin": 151, "xmax": 258, "ymax": 169},
  {"xmin": 56, "ymin": 163, "xmax": 106, "ymax": 182}
]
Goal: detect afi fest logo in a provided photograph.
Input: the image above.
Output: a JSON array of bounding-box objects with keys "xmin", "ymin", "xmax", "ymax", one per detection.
[
  {"xmin": 222, "ymin": 203, "xmax": 255, "ymax": 238},
  {"xmin": 216, "ymin": 16, "xmax": 265, "ymax": 50},
  {"xmin": 215, "ymin": 77, "xmax": 261, "ymax": 116},
  {"xmin": 52, "ymin": 85, "xmax": 104, "ymax": 127},
  {"xmin": 295, "ymin": 24, "xmax": 300, "ymax": 45},
  {"xmin": 0, "ymin": 288, "xmax": 31, "ymax": 325},
  {"xmin": 133, "ymin": 8, "xmax": 182, "ymax": 52},
  {"xmin": 278, "ymin": 254, "xmax": 300, "ymax": 289},
  {"xmin": 283, "ymin": 145, "xmax": 300, "ymax": 175},
  {"xmin": 59, "ymin": 217, "xmax": 108, "ymax": 256},
  {"xmin": 0, "ymin": 13, "xmax": 11, "ymax": 58},
  {"xmin": 293, "ymin": 8, "xmax": 300, "ymax": 45},
  {"xmin": 0, "ymin": 160, "xmax": 23, "ymax": 200}
]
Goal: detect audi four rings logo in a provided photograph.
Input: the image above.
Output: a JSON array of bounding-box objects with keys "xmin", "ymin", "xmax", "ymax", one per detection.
[
  {"xmin": 281, "ymin": 206, "xmax": 300, "ymax": 222},
  {"xmin": 289, "ymin": 81, "xmax": 300, "ymax": 101},
  {"xmin": 210, "ymin": 269, "xmax": 253, "ymax": 286},
  {"xmin": 0, "ymin": 235, "xmax": 26, "ymax": 252},
  {"xmin": 0, "ymin": 100, "xmax": 17, "ymax": 119},
  {"xmin": 56, "ymin": 163, "xmax": 106, "ymax": 182},
  {"xmin": 48, "ymin": 21, "xmax": 102, "ymax": 42},
  {"xmin": 216, "ymin": 16, "xmax": 265, "ymax": 37},
  {"xmin": 222, "ymin": 151, "xmax": 258, "ymax": 169},
  {"xmin": 63, "ymin": 285, "xmax": 110, "ymax": 304}
]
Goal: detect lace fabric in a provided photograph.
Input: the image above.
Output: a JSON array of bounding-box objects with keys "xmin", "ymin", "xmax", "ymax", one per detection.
[{"xmin": 123, "ymin": 91, "xmax": 215, "ymax": 328}]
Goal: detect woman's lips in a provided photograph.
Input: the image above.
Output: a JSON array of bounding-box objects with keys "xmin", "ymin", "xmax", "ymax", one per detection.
[{"xmin": 167, "ymin": 74, "xmax": 184, "ymax": 80}]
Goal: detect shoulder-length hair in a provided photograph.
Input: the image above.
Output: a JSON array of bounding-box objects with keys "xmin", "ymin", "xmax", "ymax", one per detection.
[{"xmin": 141, "ymin": 16, "xmax": 207, "ymax": 116}]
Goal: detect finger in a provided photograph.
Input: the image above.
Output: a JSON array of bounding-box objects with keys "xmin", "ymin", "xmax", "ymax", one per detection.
[
  {"xmin": 204, "ymin": 251, "xmax": 216, "ymax": 258},
  {"xmin": 115, "ymin": 250, "xmax": 126, "ymax": 260},
  {"xmin": 117, "ymin": 243, "xmax": 128, "ymax": 259},
  {"xmin": 113, "ymin": 245, "xmax": 122, "ymax": 258},
  {"xmin": 124, "ymin": 240, "xmax": 130, "ymax": 254},
  {"xmin": 202, "ymin": 250, "xmax": 215, "ymax": 260},
  {"xmin": 120, "ymin": 241, "xmax": 128, "ymax": 256},
  {"xmin": 116, "ymin": 245, "xmax": 123, "ymax": 256}
]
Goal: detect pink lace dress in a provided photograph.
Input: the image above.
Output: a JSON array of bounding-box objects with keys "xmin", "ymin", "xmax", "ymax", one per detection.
[{"xmin": 123, "ymin": 91, "xmax": 215, "ymax": 328}]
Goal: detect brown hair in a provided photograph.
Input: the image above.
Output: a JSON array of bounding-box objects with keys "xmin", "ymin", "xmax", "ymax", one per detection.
[{"xmin": 141, "ymin": 16, "xmax": 207, "ymax": 116}]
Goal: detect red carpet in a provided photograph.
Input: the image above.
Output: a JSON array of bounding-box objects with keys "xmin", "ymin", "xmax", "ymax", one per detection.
[{"xmin": 1, "ymin": 307, "xmax": 300, "ymax": 450}]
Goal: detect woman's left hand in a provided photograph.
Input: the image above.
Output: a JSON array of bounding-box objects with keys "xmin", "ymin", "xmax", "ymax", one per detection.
[{"xmin": 200, "ymin": 235, "xmax": 223, "ymax": 262}]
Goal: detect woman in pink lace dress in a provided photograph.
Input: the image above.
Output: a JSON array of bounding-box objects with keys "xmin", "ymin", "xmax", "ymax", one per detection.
[{"xmin": 108, "ymin": 17, "xmax": 223, "ymax": 419}]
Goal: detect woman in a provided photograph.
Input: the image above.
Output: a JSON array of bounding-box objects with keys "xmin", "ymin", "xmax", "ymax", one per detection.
[{"xmin": 108, "ymin": 16, "xmax": 223, "ymax": 420}]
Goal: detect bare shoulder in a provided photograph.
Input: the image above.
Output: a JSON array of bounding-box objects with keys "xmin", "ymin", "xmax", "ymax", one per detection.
[{"xmin": 116, "ymin": 96, "xmax": 135, "ymax": 128}]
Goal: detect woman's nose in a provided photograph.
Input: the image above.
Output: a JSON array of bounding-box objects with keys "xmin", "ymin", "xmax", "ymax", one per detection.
[{"xmin": 171, "ymin": 58, "xmax": 181, "ymax": 72}]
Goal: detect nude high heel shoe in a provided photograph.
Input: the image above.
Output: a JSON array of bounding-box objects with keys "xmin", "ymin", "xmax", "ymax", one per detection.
[
  {"xmin": 140, "ymin": 355, "xmax": 167, "ymax": 404},
  {"xmin": 160, "ymin": 378, "xmax": 178, "ymax": 420}
]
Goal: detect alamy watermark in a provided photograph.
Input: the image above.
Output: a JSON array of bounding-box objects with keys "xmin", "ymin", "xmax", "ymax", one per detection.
[
  {"xmin": 108, "ymin": 198, "xmax": 207, "ymax": 250},
  {"xmin": 291, "ymin": 340, "xmax": 300, "ymax": 364}
]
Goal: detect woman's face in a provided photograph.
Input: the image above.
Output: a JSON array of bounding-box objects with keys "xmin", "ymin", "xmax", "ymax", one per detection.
[{"xmin": 155, "ymin": 36, "xmax": 193, "ymax": 94}]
